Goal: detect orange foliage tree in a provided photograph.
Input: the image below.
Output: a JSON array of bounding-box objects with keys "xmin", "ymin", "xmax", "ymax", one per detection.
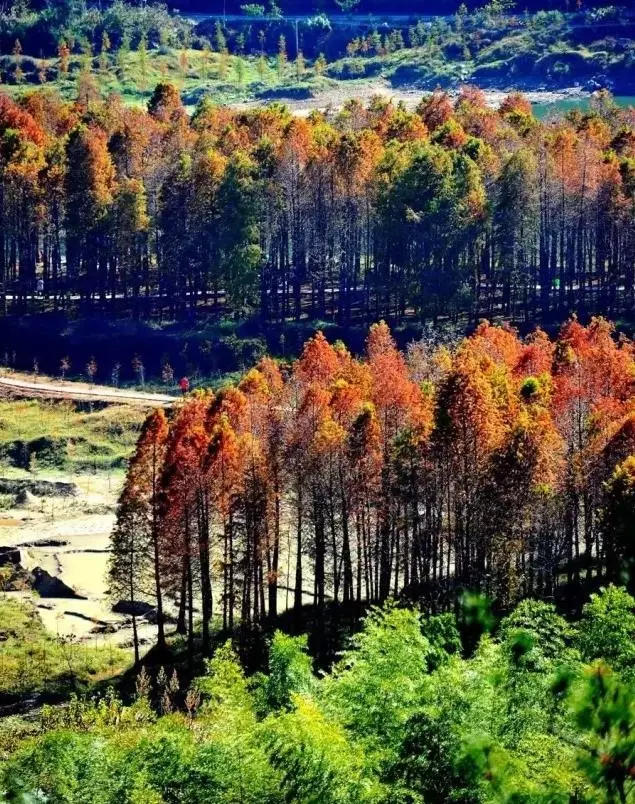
[{"xmin": 112, "ymin": 318, "xmax": 634, "ymax": 661}]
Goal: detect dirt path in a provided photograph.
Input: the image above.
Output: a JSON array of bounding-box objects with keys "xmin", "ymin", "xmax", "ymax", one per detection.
[{"xmin": 0, "ymin": 373, "xmax": 177, "ymax": 407}]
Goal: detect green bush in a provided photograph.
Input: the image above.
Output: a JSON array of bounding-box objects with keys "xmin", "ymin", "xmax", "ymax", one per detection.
[
  {"xmin": 328, "ymin": 58, "xmax": 366, "ymax": 79},
  {"xmin": 3, "ymin": 595, "xmax": 635, "ymax": 803},
  {"xmin": 578, "ymin": 585, "xmax": 635, "ymax": 677}
]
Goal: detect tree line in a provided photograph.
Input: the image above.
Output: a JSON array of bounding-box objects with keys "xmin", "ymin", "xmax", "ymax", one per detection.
[
  {"xmin": 0, "ymin": 0, "xmax": 190, "ymax": 58},
  {"xmin": 1, "ymin": 84, "xmax": 635, "ymax": 325},
  {"xmin": 109, "ymin": 317, "xmax": 635, "ymax": 662}
]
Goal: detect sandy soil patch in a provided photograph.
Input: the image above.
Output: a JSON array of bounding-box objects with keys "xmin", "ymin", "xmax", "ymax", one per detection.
[
  {"xmin": 234, "ymin": 78, "xmax": 587, "ymax": 116},
  {"xmin": 1, "ymin": 469, "xmax": 317, "ymax": 651},
  {"xmin": 0, "ymin": 471, "xmax": 157, "ymax": 647}
]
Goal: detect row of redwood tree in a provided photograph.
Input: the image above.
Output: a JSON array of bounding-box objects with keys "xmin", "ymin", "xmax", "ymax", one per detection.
[
  {"xmin": 109, "ymin": 317, "xmax": 635, "ymax": 661},
  {"xmin": 1, "ymin": 84, "xmax": 635, "ymax": 323}
]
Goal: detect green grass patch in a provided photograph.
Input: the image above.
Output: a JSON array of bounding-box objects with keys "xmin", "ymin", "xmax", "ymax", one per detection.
[
  {"xmin": 1, "ymin": 48, "xmax": 322, "ymax": 109},
  {"xmin": 0, "ymin": 400, "xmax": 146, "ymax": 473},
  {"xmin": 0, "ymin": 597, "xmax": 129, "ymax": 705}
]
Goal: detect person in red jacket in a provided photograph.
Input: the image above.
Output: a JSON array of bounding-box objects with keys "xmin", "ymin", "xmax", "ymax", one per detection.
[{"xmin": 179, "ymin": 376, "xmax": 190, "ymax": 397}]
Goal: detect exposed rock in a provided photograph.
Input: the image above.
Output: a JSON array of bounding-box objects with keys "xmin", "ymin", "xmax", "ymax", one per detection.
[
  {"xmin": 112, "ymin": 599, "xmax": 154, "ymax": 617},
  {"xmin": 14, "ymin": 489, "xmax": 40, "ymax": 508},
  {"xmin": 0, "ymin": 478, "xmax": 78, "ymax": 498},
  {"xmin": 0, "ymin": 547, "xmax": 21, "ymax": 566},
  {"xmin": 18, "ymin": 538, "xmax": 69, "ymax": 548},
  {"xmin": 143, "ymin": 608, "xmax": 177, "ymax": 625},
  {"xmin": 29, "ymin": 567, "xmax": 86, "ymax": 599},
  {"xmin": 90, "ymin": 623, "xmax": 118, "ymax": 635},
  {"xmin": 0, "ymin": 563, "xmax": 30, "ymax": 591},
  {"xmin": 119, "ymin": 636, "xmax": 152, "ymax": 649}
]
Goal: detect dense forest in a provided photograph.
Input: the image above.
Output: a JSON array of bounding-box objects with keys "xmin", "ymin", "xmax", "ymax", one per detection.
[
  {"xmin": 1, "ymin": 85, "xmax": 635, "ymax": 326},
  {"xmin": 7, "ymin": 0, "xmax": 635, "ymax": 22},
  {"xmin": 3, "ymin": 592, "xmax": 635, "ymax": 802},
  {"xmin": 108, "ymin": 318, "xmax": 635, "ymax": 664}
]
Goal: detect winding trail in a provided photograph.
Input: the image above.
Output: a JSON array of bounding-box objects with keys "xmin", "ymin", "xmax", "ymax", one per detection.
[{"xmin": 0, "ymin": 373, "xmax": 177, "ymax": 407}]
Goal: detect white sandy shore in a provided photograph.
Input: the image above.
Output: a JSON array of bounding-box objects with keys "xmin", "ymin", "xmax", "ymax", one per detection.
[{"xmin": 233, "ymin": 78, "xmax": 588, "ymax": 116}]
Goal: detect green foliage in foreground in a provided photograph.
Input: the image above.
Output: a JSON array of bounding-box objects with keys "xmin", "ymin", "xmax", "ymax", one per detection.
[
  {"xmin": 0, "ymin": 598, "xmax": 127, "ymax": 703},
  {"xmin": 2, "ymin": 590, "xmax": 635, "ymax": 803}
]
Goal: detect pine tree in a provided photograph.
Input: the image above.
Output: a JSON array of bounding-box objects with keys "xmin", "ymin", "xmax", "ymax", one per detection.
[
  {"xmin": 276, "ymin": 35, "xmax": 287, "ymax": 80},
  {"xmin": 314, "ymin": 52, "xmax": 327, "ymax": 76},
  {"xmin": 109, "ymin": 409, "xmax": 169, "ymax": 660}
]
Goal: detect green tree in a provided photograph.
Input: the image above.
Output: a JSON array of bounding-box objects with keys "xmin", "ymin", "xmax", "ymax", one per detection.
[
  {"xmin": 116, "ymin": 32, "xmax": 130, "ymax": 77},
  {"xmin": 276, "ymin": 34, "xmax": 287, "ymax": 79},
  {"xmin": 295, "ymin": 50, "xmax": 305, "ymax": 80},
  {"xmin": 255, "ymin": 632, "xmax": 315, "ymax": 712},
  {"xmin": 136, "ymin": 34, "xmax": 149, "ymax": 91},
  {"xmin": 321, "ymin": 604, "xmax": 430, "ymax": 760},
  {"xmin": 578, "ymin": 586, "xmax": 635, "ymax": 677},
  {"xmin": 498, "ymin": 598, "xmax": 577, "ymax": 666},
  {"xmin": 264, "ymin": 696, "xmax": 376, "ymax": 804},
  {"xmin": 314, "ymin": 52, "xmax": 327, "ymax": 76},
  {"xmin": 234, "ymin": 55, "xmax": 245, "ymax": 85},
  {"xmin": 568, "ymin": 665, "xmax": 635, "ymax": 803},
  {"xmin": 217, "ymin": 153, "xmax": 262, "ymax": 311},
  {"xmin": 601, "ymin": 457, "xmax": 635, "ymax": 592},
  {"xmin": 214, "ymin": 21, "xmax": 226, "ymax": 52}
]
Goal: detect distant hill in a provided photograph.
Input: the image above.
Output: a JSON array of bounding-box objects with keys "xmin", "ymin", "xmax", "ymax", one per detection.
[{"xmin": 169, "ymin": 0, "xmax": 635, "ymax": 16}]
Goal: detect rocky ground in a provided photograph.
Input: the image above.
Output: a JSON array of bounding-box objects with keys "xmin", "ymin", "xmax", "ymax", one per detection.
[
  {"xmin": 0, "ymin": 470, "xmax": 158, "ymax": 651},
  {"xmin": 0, "ymin": 466, "xmax": 315, "ymax": 653}
]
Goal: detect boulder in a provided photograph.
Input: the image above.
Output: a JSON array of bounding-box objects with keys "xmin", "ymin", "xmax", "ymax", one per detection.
[
  {"xmin": 120, "ymin": 636, "xmax": 151, "ymax": 649},
  {"xmin": 0, "ymin": 562, "xmax": 30, "ymax": 591},
  {"xmin": 90, "ymin": 623, "xmax": 118, "ymax": 635},
  {"xmin": 0, "ymin": 547, "xmax": 21, "ymax": 566},
  {"xmin": 143, "ymin": 608, "xmax": 176, "ymax": 625},
  {"xmin": 29, "ymin": 567, "xmax": 86, "ymax": 599},
  {"xmin": 112, "ymin": 600, "xmax": 154, "ymax": 617},
  {"xmin": 14, "ymin": 489, "xmax": 40, "ymax": 508}
]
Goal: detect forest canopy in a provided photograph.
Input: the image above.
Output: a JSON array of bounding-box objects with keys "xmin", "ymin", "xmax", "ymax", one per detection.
[
  {"xmin": 1, "ymin": 85, "xmax": 635, "ymax": 326},
  {"xmin": 108, "ymin": 318, "xmax": 635, "ymax": 662}
]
